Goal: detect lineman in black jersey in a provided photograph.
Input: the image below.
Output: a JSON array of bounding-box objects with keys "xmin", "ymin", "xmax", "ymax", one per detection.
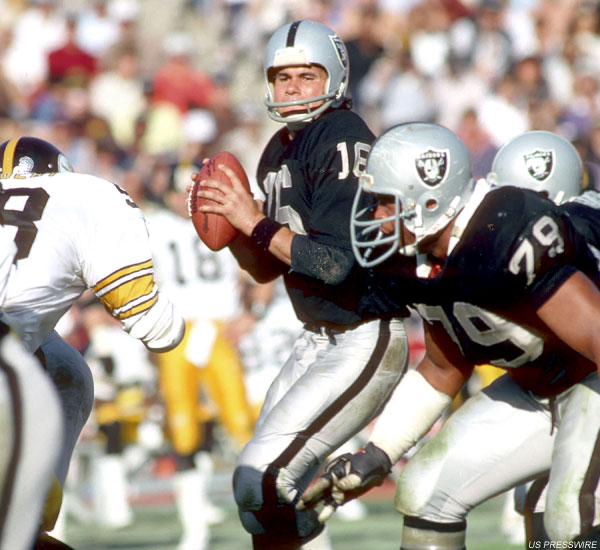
[
  {"xmin": 192, "ymin": 20, "xmax": 409, "ymax": 550},
  {"xmin": 491, "ymin": 130, "xmax": 597, "ymax": 543},
  {"xmin": 299, "ymin": 123, "xmax": 600, "ymax": 547}
]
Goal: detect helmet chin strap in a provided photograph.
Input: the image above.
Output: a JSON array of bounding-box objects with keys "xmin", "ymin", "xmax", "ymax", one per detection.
[{"xmin": 285, "ymin": 119, "xmax": 312, "ymax": 132}]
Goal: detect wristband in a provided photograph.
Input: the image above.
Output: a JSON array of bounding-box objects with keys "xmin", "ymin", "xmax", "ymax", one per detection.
[{"xmin": 250, "ymin": 217, "xmax": 283, "ymax": 251}]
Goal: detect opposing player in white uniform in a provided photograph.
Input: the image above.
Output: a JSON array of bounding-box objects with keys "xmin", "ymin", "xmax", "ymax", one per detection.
[
  {"xmin": 0, "ymin": 229, "xmax": 64, "ymax": 550},
  {"xmin": 238, "ymin": 278, "xmax": 302, "ymax": 419},
  {"xmin": 0, "ymin": 136, "xmax": 185, "ymax": 546},
  {"xmin": 146, "ymin": 171, "xmax": 254, "ymax": 550}
]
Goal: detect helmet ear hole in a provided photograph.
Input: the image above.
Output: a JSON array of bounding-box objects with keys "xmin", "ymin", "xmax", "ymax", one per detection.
[{"xmin": 425, "ymin": 198, "xmax": 438, "ymax": 211}]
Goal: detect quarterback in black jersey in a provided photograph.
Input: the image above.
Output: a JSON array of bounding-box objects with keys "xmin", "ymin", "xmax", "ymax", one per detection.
[
  {"xmin": 299, "ymin": 123, "xmax": 600, "ymax": 547},
  {"xmin": 193, "ymin": 20, "xmax": 409, "ymax": 550}
]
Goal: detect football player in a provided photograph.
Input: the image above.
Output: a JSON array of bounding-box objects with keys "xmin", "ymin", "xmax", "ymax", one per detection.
[
  {"xmin": 191, "ymin": 20, "xmax": 411, "ymax": 550},
  {"xmin": 0, "ymin": 230, "xmax": 64, "ymax": 550},
  {"xmin": 299, "ymin": 122, "xmax": 600, "ymax": 547},
  {"xmin": 0, "ymin": 136, "xmax": 185, "ymax": 547},
  {"xmin": 489, "ymin": 129, "xmax": 590, "ymax": 544},
  {"xmin": 488, "ymin": 129, "xmax": 585, "ymax": 205}
]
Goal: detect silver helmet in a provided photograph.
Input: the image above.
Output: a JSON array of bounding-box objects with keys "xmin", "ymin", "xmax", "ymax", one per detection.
[
  {"xmin": 488, "ymin": 130, "xmax": 583, "ymax": 205},
  {"xmin": 351, "ymin": 122, "xmax": 474, "ymax": 267},
  {"xmin": 264, "ymin": 20, "xmax": 349, "ymax": 125}
]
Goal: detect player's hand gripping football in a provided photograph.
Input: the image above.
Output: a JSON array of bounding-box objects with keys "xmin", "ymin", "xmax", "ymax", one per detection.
[
  {"xmin": 297, "ymin": 442, "xmax": 392, "ymax": 523},
  {"xmin": 192, "ymin": 163, "xmax": 264, "ymax": 237}
]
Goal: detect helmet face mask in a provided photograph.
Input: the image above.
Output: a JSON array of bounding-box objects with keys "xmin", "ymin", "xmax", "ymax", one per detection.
[
  {"xmin": 488, "ymin": 130, "xmax": 583, "ymax": 205},
  {"xmin": 351, "ymin": 123, "xmax": 474, "ymax": 268},
  {"xmin": 264, "ymin": 20, "xmax": 349, "ymax": 125},
  {"xmin": 0, "ymin": 137, "xmax": 73, "ymax": 177}
]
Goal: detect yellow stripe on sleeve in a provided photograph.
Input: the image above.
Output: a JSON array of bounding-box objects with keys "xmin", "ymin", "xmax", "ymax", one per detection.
[
  {"xmin": 98, "ymin": 273, "xmax": 156, "ymax": 316},
  {"xmin": 92, "ymin": 259, "xmax": 153, "ymax": 294},
  {"xmin": 117, "ymin": 294, "xmax": 159, "ymax": 320}
]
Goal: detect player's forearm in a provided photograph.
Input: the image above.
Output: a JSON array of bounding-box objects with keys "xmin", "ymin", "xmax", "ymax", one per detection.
[
  {"xmin": 537, "ymin": 271, "xmax": 600, "ymax": 375},
  {"xmin": 229, "ymin": 233, "xmax": 286, "ymax": 283},
  {"xmin": 369, "ymin": 369, "xmax": 453, "ymax": 464},
  {"xmin": 289, "ymin": 235, "xmax": 355, "ymax": 285}
]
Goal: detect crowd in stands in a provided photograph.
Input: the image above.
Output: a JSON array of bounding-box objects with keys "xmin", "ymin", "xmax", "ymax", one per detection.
[{"xmin": 0, "ymin": 0, "xmax": 596, "ymax": 193}]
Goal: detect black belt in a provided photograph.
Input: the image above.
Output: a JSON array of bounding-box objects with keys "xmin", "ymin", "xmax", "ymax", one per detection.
[{"xmin": 303, "ymin": 320, "xmax": 364, "ymax": 338}]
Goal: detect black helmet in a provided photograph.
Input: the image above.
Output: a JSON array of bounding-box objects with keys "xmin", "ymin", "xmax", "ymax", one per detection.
[{"xmin": 0, "ymin": 137, "xmax": 73, "ymax": 177}]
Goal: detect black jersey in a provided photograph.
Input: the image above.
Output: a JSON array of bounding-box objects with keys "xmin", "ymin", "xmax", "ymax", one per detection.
[
  {"xmin": 414, "ymin": 185, "xmax": 599, "ymax": 397},
  {"xmin": 257, "ymin": 108, "xmax": 410, "ymax": 327}
]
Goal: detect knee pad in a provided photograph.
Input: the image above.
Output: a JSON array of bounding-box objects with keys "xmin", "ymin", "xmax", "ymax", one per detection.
[
  {"xmin": 233, "ymin": 464, "xmax": 323, "ymax": 543},
  {"xmin": 401, "ymin": 516, "xmax": 466, "ymax": 550}
]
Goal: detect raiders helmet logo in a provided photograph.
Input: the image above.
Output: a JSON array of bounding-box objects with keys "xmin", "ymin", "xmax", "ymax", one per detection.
[
  {"xmin": 524, "ymin": 149, "xmax": 554, "ymax": 181},
  {"xmin": 416, "ymin": 149, "xmax": 448, "ymax": 186},
  {"xmin": 330, "ymin": 34, "xmax": 348, "ymax": 69}
]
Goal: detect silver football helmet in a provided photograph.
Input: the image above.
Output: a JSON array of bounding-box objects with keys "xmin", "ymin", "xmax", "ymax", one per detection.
[
  {"xmin": 488, "ymin": 130, "xmax": 583, "ymax": 205},
  {"xmin": 264, "ymin": 20, "xmax": 349, "ymax": 125},
  {"xmin": 351, "ymin": 122, "xmax": 474, "ymax": 267}
]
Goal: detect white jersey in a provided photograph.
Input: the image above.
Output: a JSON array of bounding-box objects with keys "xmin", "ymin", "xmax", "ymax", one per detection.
[
  {"xmin": 146, "ymin": 206, "xmax": 242, "ymax": 321},
  {"xmin": 0, "ymin": 228, "xmax": 16, "ymax": 307},
  {"xmin": 238, "ymin": 280, "xmax": 302, "ymax": 406},
  {"xmin": 0, "ymin": 172, "xmax": 184, "ymax": 352}
]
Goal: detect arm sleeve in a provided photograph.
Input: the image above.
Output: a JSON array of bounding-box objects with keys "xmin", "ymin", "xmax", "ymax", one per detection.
[
  {"xmin": 370, "ymin": 369, "xmax": 452, "ymax": 463},
  {"xmin": 290, "ymin": 236, "xmax": 355, "ymax": 285},
  {"xmin": 82, "ymin": 179, "xmax": 185, "ymax": 352}
]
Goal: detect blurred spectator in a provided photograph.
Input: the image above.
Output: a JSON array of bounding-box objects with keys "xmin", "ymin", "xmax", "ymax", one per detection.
[
  {"xmin": 344, "ymin": 4, "xmax": 384, "ymax": 113},
  {"xmin": 47, "ymin": 14, "xmax": 97, "ymax": 86},
  {"xmin": 569, "ymin": 0, "xmax": 600, "ymax": 74},
  {"xmin": 359, "ymin": 45, "xmax": 437, "ymax": 133},
  {"xmin": 1, "ymin": 0, "xmax": 68, "ymax": 97},
  {"xmin": 558, "ymin": 69, "xmax": 600, "ymax": 140},
  {"xmin": 75, "ymin": 0, "xmax": 122, "ymax": 60},
  {"xmin": 455, "ymin": 107, "xmax": 498, "ymax": 179},
  {"xmin": 449, "ymin": 0, "xmax": 513, "ymax": 82},
  {"xmin": 141, "ymin": 31, "xmax": 219, "ymax": 155},
  {"xmin": 151, "ymin": 31, "xmax": 217, "ymax": 115},
  {"xmin": 88, "ymin": 45, "xmax": 146, "ymax": 149},
  {"xmin": 431, "ymin": 53, "xmax": 488, "ymax": 131},
  {"xmin": 477, "ymin": 73, "xmax": 529, "ymax": 146},
  {"xmin": 513, "ymin": 55, "xmax": 550, "ymax": 104},
  {"xmin": 408, "ymin": 0, "xmax": 453, "ymax": 78}
]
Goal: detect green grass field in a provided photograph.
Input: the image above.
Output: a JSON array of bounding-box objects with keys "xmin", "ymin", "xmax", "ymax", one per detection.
[{"xmin": 61, "ymin": 472, "xmax": 525, "ymax": 550}]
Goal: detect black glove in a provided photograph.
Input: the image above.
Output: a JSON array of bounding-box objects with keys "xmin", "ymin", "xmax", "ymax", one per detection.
[{"xmin": 297, "ymin": 442, "xmax": 392, "ymax": 522}]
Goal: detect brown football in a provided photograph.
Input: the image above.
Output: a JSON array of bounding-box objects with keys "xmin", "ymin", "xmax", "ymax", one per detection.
[{"xmin": 188, "ymin": 151, "xmax": 250, "ymax": 251}]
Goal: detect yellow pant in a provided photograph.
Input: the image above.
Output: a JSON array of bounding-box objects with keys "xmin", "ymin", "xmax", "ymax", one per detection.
[
  {"xmin": 452, "ymin": 363, "xmax": 505, "ymax": 410},
  {"xmin": 157, "ymin": 320, "xmax": 254, "ymax": 455}
]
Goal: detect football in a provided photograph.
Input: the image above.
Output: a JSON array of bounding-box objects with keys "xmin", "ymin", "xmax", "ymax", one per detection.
[{"xmin": 188, "ymin": 151, "xmax": 250, "ymax": 251}]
